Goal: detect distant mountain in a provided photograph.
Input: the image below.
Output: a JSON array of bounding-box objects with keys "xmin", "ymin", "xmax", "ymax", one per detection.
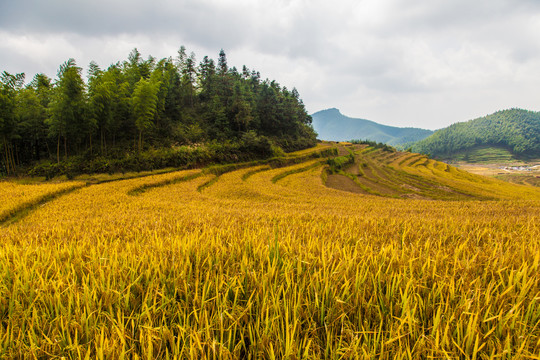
[
  {"xmin": 410, "ymin": 109, "xmax": 540, "ymax": 159},
  {"xmin": 311, "ymin": 108, "xmax": 433, "ymax": 146}
]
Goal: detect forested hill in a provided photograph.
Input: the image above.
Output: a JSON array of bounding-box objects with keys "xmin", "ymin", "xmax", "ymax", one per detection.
[
  {"xmin": 0, "ymin": 48, "xmax": 316, "ymax": 177},
  {"xmin": 410, "ymin": 109, "xmax": 540, "ymax": 159},
  {"xmin": 311, "ymin": 108, "xmax": 433, "ymax": 146}
]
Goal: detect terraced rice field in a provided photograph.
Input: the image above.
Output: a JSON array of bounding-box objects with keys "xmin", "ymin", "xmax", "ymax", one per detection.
[
  {"xmin": 1, "ymin": 144, "xmax": 539, "ymax": 359},
  {"xmin": 324, "ymin": 144, "xmax": 539, "ymax": 201}
]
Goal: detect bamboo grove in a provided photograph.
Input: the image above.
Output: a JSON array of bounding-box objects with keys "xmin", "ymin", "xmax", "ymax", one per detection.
[
  {"xmin": 1, "ymin": 143, "xmax": 539, "ymax": 358},
  {"xmin": 0, "ymin": 47, "xmax": 316, "ymax": 176}
]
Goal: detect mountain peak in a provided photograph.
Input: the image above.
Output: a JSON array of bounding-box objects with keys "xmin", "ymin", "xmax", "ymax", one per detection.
[{"xmin": 315, "ymin": 108, "xmax": 342, "ymax": 115}]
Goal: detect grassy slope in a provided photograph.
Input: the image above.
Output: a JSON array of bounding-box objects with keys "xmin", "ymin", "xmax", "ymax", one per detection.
[
  {"xmin": 323, "ymin": 144, "xmax": 540, "ymax": 200},
  {"xmin": 439, "ymin": 145, "xmax": 515, "ymax": 163}
]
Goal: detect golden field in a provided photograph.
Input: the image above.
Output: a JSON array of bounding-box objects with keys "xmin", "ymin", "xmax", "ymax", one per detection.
[{"xmin": 1, "ymin": 144, "xmax": 539, "ymax": 359}]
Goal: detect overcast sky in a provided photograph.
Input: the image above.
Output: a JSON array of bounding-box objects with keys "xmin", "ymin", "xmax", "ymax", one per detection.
[{"xmin": 1, "ymin": 0, "xmax": 539, "ymax": 129}]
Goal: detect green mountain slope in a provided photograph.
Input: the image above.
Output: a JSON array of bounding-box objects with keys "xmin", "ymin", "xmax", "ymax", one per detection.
[
  {"xmin": 411, "ymin": 109, "xmax": 540, "ymax": 159},
  {"xmin": 311, "ymin": 108, "xmax": 433, "ymax": 146}
]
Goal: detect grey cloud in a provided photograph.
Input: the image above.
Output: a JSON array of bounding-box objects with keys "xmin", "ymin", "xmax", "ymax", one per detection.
[
  {"xmin": 385, "ymin": 0, "xmax": 540, "ymax": 32},
  {"xmin": 1, "ymin": 0, "xmax": 540, "ymax": 129},
  {"xmin": 1, "ymin": 0, "xmax": 251, "ymax": 48},
  {"xmin": 0, "ymin": 0, "xmax": 346, "ymax": 61}
]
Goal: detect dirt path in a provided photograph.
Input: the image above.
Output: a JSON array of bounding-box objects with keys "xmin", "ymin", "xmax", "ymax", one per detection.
[{"xmin": 325, "ymin": 174, "xmax": 369, "ymax": 194}]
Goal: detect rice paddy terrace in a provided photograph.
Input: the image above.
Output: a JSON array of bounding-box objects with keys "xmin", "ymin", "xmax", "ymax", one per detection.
[
  {"xmin": 324, "ymin": 143, "xmax": 538, "ymax": 200},
  {"xmin": 1, "ymin": 143, "xmax": 539, "ymax": 358}
]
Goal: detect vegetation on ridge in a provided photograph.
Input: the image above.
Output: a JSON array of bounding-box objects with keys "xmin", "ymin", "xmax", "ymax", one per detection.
[{"xmin": 411, "ymin": 108, "xmax": 540, "ymax": 159}]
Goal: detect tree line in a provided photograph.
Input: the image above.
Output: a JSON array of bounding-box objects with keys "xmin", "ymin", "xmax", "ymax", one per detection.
[{"xmin": 0, "ymin": 47, "xmax": 317, "ymax": 176}]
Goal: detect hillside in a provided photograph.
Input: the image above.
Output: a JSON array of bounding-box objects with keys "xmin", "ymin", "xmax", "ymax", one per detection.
[
  {"xmin": 322, "ymin": 142, "xmax": 540, "ymax": 200},
  {"xmin": 411, "ymin": 108, "xmax": 540, "ymax": 159},
  {"xmin": 311, "ymin": 108, "xmax": 433, "ymax": 146}
]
